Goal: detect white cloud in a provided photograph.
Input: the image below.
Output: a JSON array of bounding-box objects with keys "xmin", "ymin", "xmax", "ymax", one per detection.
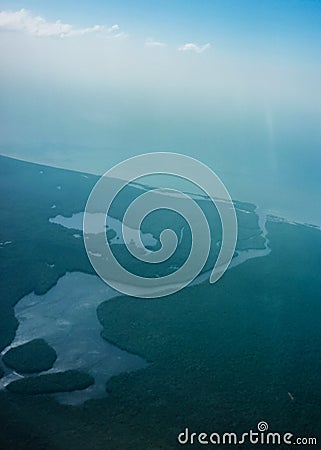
[
  {"xmin": 0, "ymin": 9, "xmax": 125, "ymax": 38},
  {"xmin": 178, "ymin": 42, "xmax": 211, "ymax": 54},
  {"xmin": 145, "ymin": 38, "xmax": 166, "ymax": 48}
]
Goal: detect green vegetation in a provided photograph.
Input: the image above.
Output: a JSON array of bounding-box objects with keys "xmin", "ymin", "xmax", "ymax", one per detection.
[
  {"xmin": 1, "ymin": 156, "xmax": 320, "ymax": 449},
  {"xmin": 0, "ymin": 220, "xmax": 319, "ymax": 449},
  {"xmin": 95, "ymin": 220, "xmax": 321, "ymax": 448},
  {"xmin": 2, "ymin": 339, "xmax": 57, "ymax": 374},
  {"xmin": 6, "ymin": 370, "xmax": 94, "ymax": 394},
  {"xmin": 0, "ymin": 155, "xmax": 263, "ymax": 352},
  {"xmin": 0, "ymin": 156, "xmax": 97, "ymax": 353}
]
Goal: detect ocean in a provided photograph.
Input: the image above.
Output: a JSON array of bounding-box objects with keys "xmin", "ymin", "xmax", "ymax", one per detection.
[{"xmin": 1, "ymin": 81, "xmax": 320, "ymax": 226}]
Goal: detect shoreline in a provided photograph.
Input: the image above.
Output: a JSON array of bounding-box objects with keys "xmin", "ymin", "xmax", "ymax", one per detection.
[
  {"xmin": 0, "ymin": 272, "xmax": 147, "ymax": 406},
  {"xmin": 2, "ymin": 153, "xmax": 321, "ymax": 229}
]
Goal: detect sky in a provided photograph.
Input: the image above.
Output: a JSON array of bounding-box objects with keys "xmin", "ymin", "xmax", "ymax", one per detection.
[{"xmin": 0, "ymin": 1, "xmax": 321, "ymax": 223}]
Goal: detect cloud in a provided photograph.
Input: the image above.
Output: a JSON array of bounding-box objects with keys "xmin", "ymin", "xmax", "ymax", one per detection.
[
  {"xmin": 145, "ymin": 38, "xmax": 166, "ymax": 48},
  {"xmin": 0, "ymin": 9, "xmax": 125, "ymax": 38},
  {"xmin": 178, "ymin": 43, "xmax": 211, "ymax": 54}
]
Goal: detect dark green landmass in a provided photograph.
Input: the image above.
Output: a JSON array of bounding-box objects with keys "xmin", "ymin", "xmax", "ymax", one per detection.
[
  {"xmin": 1, "ymin": 156, "xmax": 320, "ymax": 449},
  {"xmin": 2, "ymin": 339, "xmax": 57, "ymax": 374},
  {"xmin": 6, "ymin": 370, "xmax": 94, "ymax": 395},
  {"xmin": 95, "ymin": 220, "xmax": 321, "ymax": 448},
  {"xmin": 0, "ymin": 155, "xmax": 263, "ymax": 353},
  {"xmin": 236, "ymin": 232, "xmax": 266, "ymax": 250},
  {"xmin": 0, "ymin": 156, "xmax": 98, "ymax": 353},
  {"xmin": 0, "ymin": 220, "xmax": 319, "ymax": 450}
]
